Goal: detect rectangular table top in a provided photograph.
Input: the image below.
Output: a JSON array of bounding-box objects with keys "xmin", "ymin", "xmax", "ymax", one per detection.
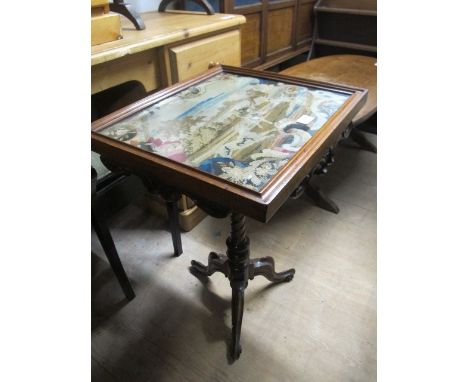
[
  {"xmin": 92, "ymin": 66, "xmax": 367, "ymax": 222},
  {"xmin": 96, "ymin": 72, "xmax": 349, "ymax": 192}
]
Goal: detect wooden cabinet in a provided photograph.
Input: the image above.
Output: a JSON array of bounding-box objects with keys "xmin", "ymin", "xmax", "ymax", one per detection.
[
  {"xmin": 92, "ymin": 49, "xmax": 161, "ymax": 95},
  {"xmin": 181, "ymin": 0, "xmax": 316, "ymax": 69},
  {"xmin": 92, "ymin": 12, "xmax": 245, "ymax": 94}
]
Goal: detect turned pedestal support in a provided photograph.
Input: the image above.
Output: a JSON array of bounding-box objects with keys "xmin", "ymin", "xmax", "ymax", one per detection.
[{"xmin": 191, "ymin": 213, "xmax": 295, "ymax": 360}]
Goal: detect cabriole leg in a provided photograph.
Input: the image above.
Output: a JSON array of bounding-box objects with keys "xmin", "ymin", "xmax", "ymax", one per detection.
[{"xmin": 249, "ymin": 256, "xmax": 295, "ymax": 282}]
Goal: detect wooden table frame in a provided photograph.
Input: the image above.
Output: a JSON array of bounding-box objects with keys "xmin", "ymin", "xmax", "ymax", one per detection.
[
  {"xmin": 92, "ymin": 65, "xmax": 366, "ymax": 222},
  {"xmin": 91, "ymin": 65, "xmax": 367, "ymax": 360}
]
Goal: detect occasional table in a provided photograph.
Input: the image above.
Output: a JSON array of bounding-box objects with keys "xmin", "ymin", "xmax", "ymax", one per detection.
[
  {"xmin": 280, "ymin": 54, "xmax": 377, "ymax": 152},
  {"xmin": 91, "ymin": 65, "xmax": 367, "ymax": 360}
]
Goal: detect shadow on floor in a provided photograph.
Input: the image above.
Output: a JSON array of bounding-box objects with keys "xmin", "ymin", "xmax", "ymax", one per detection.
[
  {"xmin": 91, "ymin": 252, "xmax": 135, "ymax": 330},
  {"xmin": 92, "ymin": 262, "xmax": 299, "ymax": 381}
]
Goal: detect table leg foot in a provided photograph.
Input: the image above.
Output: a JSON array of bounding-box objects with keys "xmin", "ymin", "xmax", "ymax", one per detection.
[
  {"xmin": 306, "ymin": 183, "xmax": 340, "ymax": 214},
  {"xmin": 249, "ymin": 256, "xmax": 295, "ymax": 283},
  {"xmin": 190, "ymin": 252, "xmax": 229, "ymax": 277}
]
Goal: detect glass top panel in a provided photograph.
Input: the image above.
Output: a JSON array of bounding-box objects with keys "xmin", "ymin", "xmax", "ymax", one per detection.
[{"xmin": 97, "ymin": 73, "xmax": 350, "ymax": 192}]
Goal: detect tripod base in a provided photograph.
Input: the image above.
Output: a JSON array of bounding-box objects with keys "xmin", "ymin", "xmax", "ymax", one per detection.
[{"xmin": 190, "ymin": 213, "xmax": 294, "ymax": 360}]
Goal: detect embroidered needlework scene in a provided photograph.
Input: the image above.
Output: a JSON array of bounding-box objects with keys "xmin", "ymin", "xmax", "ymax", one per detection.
[{"xmin": 98, "ymin": 73, "xmax": 350, "ymax": 191}]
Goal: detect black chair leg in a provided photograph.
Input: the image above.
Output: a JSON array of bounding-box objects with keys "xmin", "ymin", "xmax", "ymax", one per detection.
[
  {"xmin": 92, "ymin": 209, "xmax": 135, "ymax": 300},
  {"xmin": 166, "ymin": 200, "xmax": 183, "ymax": 256}
]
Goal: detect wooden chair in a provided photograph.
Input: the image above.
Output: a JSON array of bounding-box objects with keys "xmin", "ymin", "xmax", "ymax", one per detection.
[
  {"xmin": 91, "ymin": 164, "xmax": 184, "ymax": 300},
  {"xmin": 92, "ymin": 167, "xmax": 135, "ymax": 300}
]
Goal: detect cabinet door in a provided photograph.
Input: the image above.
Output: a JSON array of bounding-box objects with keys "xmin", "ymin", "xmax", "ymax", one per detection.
[{"xmin": 168, "ymin": 30, "xmax": 241, "ymax": 83}]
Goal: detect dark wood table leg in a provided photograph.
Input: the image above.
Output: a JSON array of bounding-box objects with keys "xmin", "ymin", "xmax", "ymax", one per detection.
[
  {"xmin": 248, "ymin": 257, "xmax": 295, "ymax": 282},
  {"xmin": 297, "ymin": 147, "xmax": 340, "ymax": 214},
  {"xmin": 191, "ymin": 252, "xmax": 229, "ymax": 276},
  {"xmin": 143, "ymin": 180, "xmax": 183, "ymax": 257},
  {"xmin": 97, "ymin": 160, "xmax": 184, "ymax": 256},
  {"xmin": 190, "ymin": 212, "xmax": 295, "ymax": 360},
  {"xmin": 92, "ymin": 208, "xmax": 135, "ymax": 301},
  {"xmin": 231, "ymin": 280, "xmax": 246, "ymax": 359},
  {"xmin": 305, "ymin": 182, "xmax": 340, "ymax": 214},
  {"xmin": 166, "ymin": 199, "xmax": 183, "ymax": 256}
]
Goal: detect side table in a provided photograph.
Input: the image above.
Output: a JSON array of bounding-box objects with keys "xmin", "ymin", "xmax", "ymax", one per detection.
[{"xmin": 92, "ymin": 65, "xmax": 367, "ymax": 360}]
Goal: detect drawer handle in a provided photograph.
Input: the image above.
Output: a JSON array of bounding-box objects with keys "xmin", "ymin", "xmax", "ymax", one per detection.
[{"xmin": 208, "ymin": 61, "xmax": 220, "ymax": 69}]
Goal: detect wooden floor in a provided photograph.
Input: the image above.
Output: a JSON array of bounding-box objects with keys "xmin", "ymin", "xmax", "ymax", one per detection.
[{"xmin": 91, "ymin": 134, "xmax": 377, "ymax": 382}]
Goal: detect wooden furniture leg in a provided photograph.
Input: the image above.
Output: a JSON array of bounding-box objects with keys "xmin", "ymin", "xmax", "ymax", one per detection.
[
  {"xmin": 226, "ymin": 213, "xmax": 250, "ymax": 359},
  {"xmin": 92, "ymin": 208, "xmax": 135, "ymax": 301},
  {"xmin": 166, "ymin": 199, "xmax": 183, "ymax": 256},
  {"xmin": 248, "ymin": 257, "xmax": 295, "ymax": 282},
  {"xmin": 142, "ymin": 177, "xmax": 184, "ymax": 257},
  {"xmin": 191, "ymin": 251, "xmax": 229, "ymax": 276},
  {"xmin": 349, "ymin": 128, "xmax": 377, "ymax": 153},
  {"xmin": 298, "ymin": 147, "xmax": 340, "ymax": 214},
  {"xmin": 305, "ymin": 182, "xmax": 340, "ymax": 214},
  {"xmin": 190, "ymin": 212, "xmax": 295, "ymax": 360}
]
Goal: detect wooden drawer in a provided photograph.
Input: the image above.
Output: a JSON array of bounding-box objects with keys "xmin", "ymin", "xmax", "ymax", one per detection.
[
  {"xmin": 92, "ymin": 49, "xmax": 160, "ymax": 95},
  {"xmin": 168, "ymin": 30, "xmax": 241, "ymax": 83}
]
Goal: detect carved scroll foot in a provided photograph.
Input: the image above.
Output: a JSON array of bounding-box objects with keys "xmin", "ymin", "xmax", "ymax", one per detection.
[
  {"xmin": 190, "ymin": 213, "xmax": 294, "ymax": 361},
  {"xmin": 306, "ymin": 183, "xmax": 340, "ymax": 214},
  {"xmin": 249, "ymin": 256, "xmax": 295, "ymax": 283},
  {"xmin": 190, "ymin": 252, "xmax": 229, "ymax": 277}
]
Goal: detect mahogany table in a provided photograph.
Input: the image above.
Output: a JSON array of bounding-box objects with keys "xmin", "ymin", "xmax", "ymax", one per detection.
[
  {"xmin": 280, "ymin": 55, "xmax": 377, "ymax": 152},
  {"xmin": 91, "ymin": 65, "xmax": 367, "ymax": 360}
]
